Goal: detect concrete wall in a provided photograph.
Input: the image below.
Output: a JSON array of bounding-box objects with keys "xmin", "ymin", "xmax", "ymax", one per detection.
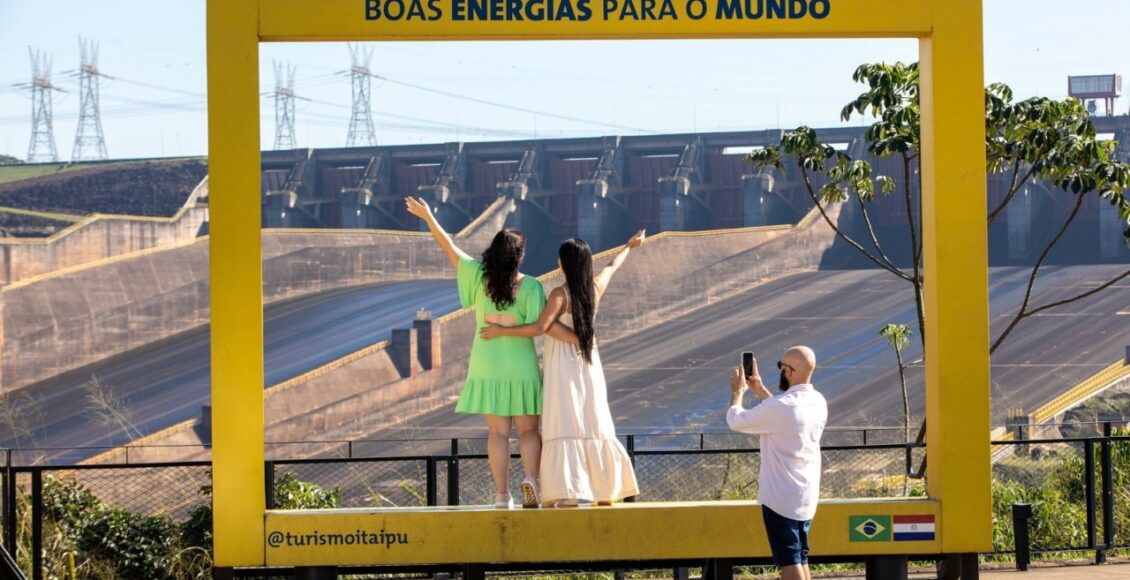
[
  {"xmin": 83, "ymin": 204, "xmax": 838, "ymax": 462},
  {"xmin": 261, "ymin": 312, "xmax": 477, "ymax": 459},
  {"xmin": 0, "ymin": 178, "xmax": 210, "ymax": 286},
  {"xmin": 256, "ymin": 207, "xmax": 840, "ymax": 450},
  {"xmin": 1, "ymin": 197, "xmax": 514, "ymax": 391},
  {"xmin": 575, "ymin": 207, "xmax": 840, "ymax": 344}
]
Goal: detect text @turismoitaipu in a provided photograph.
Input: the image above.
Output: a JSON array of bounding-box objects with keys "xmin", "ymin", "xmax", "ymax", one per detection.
[{"xmin": 267, "ymin": 530, "xmax": 410, "ymax": 549}]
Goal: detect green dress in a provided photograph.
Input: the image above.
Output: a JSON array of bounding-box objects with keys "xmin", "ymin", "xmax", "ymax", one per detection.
[{"xmin": 455, "ymin": 256, "xmax": 546, "ymax": 416}]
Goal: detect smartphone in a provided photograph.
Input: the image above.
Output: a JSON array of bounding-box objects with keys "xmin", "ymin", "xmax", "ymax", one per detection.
[{"xmin": 741, "ymin": 351, "xmax": 756, "ymax": 378}]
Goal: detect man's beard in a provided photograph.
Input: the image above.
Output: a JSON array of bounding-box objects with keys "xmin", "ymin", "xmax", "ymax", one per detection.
[{"xmin": 778, "ymin": 370, "xmax": 790, "ymax": 392}]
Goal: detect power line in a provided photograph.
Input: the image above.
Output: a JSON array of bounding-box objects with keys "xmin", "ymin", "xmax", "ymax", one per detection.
[
  {"xmin": 22, "ymin": 48, "xmax": 62, "ymax": 162},
  {"xmin": 298, "ymin": 106, "xmax": 537, "ymax": 138},
  {"xmin": 373, "ymin": 74, "xmax": 657, "ymax": 134},
  {"xmin": 345, "ymin": 44, "xmax": 377, "ymax": 147},
  {"xmin": 3, "ymin": 52, "xmax": 667, "ymax": 150},
  {"xmin": 272, "ymin": 61, "xmax": 297, "ymax": 150},
  {"xmin": 108, "ymin": 76, "xmax": 202, "ymax": 98},
  {"xmin": 71, "ymin": 37, "xmax": 109, "ymax": 161}
]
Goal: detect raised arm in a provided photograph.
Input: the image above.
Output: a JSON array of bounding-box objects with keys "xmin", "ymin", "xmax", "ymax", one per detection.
[
  {"xmin": 726, "ymin": 368, "xmax": 778, "ymax": 434},
  {"xmin": 480, "ymin": 287, "xmax": 568, "ymax": 340},
  {"xmin": 405, "ymin": 196, "xmax": 469, "ymax": 270},
  {"xmin": 594, "ymin": 229, "xmax": 645, "ymax": 298}
]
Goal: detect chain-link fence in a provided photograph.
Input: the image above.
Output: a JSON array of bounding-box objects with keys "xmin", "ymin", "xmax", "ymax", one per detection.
[
  {"xmin": 271, "ymin": 457, "xmax": 444, "ymax": 509},
  {"xmin": 6, "ymin": 463, "xmax": 213, "ymax": 579},
  {"xmin": 0, "ymin": 426, "xmax": 1126, "ymax": 579},
  {"xmin": 989, "ymin": 430, "xmax": 1130, "ymax": 561}
]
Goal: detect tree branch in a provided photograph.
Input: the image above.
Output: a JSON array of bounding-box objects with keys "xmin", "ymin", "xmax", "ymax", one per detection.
[
  {"xmin": 902, "ymin": 154, "xmax": 921, "ymax": 273},
  {"xmin": 990, "ymin": 190, "xmax": 1088, "ymax": 354},
  {"xmin": 854, "ymin": 190, "xmax": 903, "ymax": 274},
  {"xmin": 988, "ymin": 159, "xmax": 1041, "ymax": 226},
  {"xmin": 799, "ymin": 166, "xmax": 914, "ymax": 282},
  {"xmin": 1026, "ymin": 268, "xmax": 1130, "ymax": 317},
  {"xmin": 903, "ymin": 154, "xmax": 927, "ymax": 347},
  {"xmin": 987, "ymin": 157, "xmax": 1023, "ymax": 226}
]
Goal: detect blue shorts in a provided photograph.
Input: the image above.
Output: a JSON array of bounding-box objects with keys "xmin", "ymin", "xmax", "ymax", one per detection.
[{"xmin": 761, "ymin": 506, "xmax": 812, "ymax": 567}]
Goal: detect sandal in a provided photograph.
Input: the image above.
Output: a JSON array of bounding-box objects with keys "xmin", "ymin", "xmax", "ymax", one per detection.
[{"xmin": 519, "ymin": 477, "xmax": 540, "ymax": 509}]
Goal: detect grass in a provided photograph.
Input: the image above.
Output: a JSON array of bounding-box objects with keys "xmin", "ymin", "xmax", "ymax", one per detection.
[
  {"xmin": 0, "ymin": 156, "xmax": 204, "ymax": 186},
  {"xmin": 0, "ymin": 162, "xmax": 98, "ymax": 185},
  {"xmin": 0, "ymin": 205, "xmax": 84, "ymax": 222}
]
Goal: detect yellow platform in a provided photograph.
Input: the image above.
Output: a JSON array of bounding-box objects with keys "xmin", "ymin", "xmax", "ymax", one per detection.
[{"xmin": 265, "ymin": 500, "xmax": 942, "ymax": 567}]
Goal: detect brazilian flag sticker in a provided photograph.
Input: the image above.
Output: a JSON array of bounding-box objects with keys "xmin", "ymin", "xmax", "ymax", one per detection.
[{"xmin": 849, "ymin": 515, "xmax": 892, "ymax": 542}]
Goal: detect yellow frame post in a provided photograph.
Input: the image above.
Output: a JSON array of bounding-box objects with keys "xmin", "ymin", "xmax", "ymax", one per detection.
[
  {"xmin": 206, "ymin": 0, "xmax": 989, "ymax": 567},
  {"xmin": 920, "ymin": 1, "xmax": 992, "ymax": 552},
  {"xmin": 206, "ymin": 0, "xmax": 264, "ymax": 567}
]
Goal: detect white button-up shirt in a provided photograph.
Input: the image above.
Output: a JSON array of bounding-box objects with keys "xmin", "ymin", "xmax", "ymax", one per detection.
[{"xmin": 726, "ymin": 383, "xmax": 827, "ymax": 521}]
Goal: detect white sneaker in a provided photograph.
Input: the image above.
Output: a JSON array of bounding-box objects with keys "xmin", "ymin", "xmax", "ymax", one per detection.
[{"xmin": 494, "ymin": 493, "xmax": 515, "ymax": 509}]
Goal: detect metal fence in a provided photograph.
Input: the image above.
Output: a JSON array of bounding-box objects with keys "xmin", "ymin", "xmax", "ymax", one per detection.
[
  {"xmin": 989, "ymin": 423, "xmax": 1129, "ymax": 564},
  {"xmin": 0, "ymin": 424, "xmax": 1125, "ymax": 579}
]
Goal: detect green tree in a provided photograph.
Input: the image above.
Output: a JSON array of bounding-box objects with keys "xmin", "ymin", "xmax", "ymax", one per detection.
[
  {"xmin": 0, "ymin": 154, "xmax": 22, "ymax": 165},
  {"xmin": 748, "ymin": 62, "xmax": 1130, "ymax": 356},
  {"xmin": 878, "ymin": 325, "xmax": 913, "ymax": 432}
]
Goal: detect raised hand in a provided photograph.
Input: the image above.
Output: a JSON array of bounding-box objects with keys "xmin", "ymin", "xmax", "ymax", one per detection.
[
  {"xmin": 731, "ymin": 368, "xmax": 748, "ymax": 396},
  {"xmin": 405, "ymin": 196, "xmax": 433, "ymax": 221},
  {"xmin": 627, "ymin": 229, "xmax": 646, "ymax": 249}
]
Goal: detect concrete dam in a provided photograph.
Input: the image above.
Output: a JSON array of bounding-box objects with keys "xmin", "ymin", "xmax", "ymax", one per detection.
[{"xmin": 0, "ymin": 126, "xmax": 1125, "ymax": 463}]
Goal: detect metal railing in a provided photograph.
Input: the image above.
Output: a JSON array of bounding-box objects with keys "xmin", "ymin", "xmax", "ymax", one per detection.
[
  {"xmin": 992, "ymin": 423, "xmax": 1129, "ymax": 566},
  {"xmin": 0, "ymin": 425, "xmax": 1124, "ymax": 579}
]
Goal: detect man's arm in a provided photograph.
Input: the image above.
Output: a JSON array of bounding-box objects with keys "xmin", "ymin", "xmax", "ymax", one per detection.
[
  {"xmin": 727, "ymin": 402, "xmax": 780, "ymax": 434},
  {"xmin": 726, "ymin": 368, "xmax": 778, "ymax": 434}
]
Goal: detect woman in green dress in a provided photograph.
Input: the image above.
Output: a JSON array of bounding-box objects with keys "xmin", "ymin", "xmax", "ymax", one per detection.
[{"xmin": 405, "ymin": 196, "xmax": 576, "ymax": 508}]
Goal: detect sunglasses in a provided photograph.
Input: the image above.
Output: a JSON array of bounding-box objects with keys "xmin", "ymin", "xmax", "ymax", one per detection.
[{"xmin": 777, "ymin": 361, "xmax": 796, "ymax": 373}]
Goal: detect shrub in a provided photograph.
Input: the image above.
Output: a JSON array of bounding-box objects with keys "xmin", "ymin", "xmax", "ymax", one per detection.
[{"xmin": 19, "ymin": 470, "xmax": 340, "ymax": 579}]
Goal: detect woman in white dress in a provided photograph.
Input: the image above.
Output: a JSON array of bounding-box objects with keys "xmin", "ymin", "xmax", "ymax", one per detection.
[{"xmin": 481, "ymin": 231, "xmax": 644, "ymax": 507}]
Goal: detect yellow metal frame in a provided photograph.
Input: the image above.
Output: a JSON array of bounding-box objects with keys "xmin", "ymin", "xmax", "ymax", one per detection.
[{"xmin": 207, "ymin": 0, "xmax": 989, "ymax": 567}]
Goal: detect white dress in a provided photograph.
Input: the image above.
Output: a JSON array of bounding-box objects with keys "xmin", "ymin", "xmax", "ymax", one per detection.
[{"xmin": 540, "ymin": 288, "xmax": 639, "ymax": 503}]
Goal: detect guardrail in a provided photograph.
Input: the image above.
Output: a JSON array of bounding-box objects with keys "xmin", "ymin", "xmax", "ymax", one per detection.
[{"xmin": 1032, "ymin": 360, "xmax": 1130, "ymax": 424}]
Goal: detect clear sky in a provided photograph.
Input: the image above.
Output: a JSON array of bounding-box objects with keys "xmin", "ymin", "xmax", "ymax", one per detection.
[{"xmin": 1, "ymin": 1, "xmax": 1129, "ymax": 160}]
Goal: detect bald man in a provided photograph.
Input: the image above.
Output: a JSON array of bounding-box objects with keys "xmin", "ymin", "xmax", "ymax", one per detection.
[{"xmin": 727, "ymin": 346, "xmax": 828, "ymax": 580}]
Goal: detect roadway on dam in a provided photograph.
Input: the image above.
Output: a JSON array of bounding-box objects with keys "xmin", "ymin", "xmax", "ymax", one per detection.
[
  {"xmin": 354, "ymin": 265, "xmax": 1130, "ymax": 454},
  {"xmin": 1, "ymin": 280, "xmax": 460, "ymax": 463},
  {"xmin": 6, "ymin": 265, "xmax": 1127, "ymax": 464}
]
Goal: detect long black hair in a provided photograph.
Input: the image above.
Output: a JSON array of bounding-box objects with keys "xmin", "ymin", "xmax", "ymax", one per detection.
[
  {"xmin": 481, "ymin": 229, "xmax": 526, "ymax": 310},
  {"xmin": 559, "ymin": 238, "xmax": 597, "ymax": 364}
]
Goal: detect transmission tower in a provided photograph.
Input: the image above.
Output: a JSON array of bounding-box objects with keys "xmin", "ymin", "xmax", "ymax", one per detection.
[
  {"xmin": 24, "ymin": 49, "xmax": 61, "ymax": 163},
  {"xmin": 345, "ymin": 44, "xmax": 377, "ymax": 147},
  {"xmin": 71, "ymin": 37, "xmax": 109, "ymax": 162},
  {"xmin": 273, "ymin": 61, "xmax": 298, "ymax": 150}
]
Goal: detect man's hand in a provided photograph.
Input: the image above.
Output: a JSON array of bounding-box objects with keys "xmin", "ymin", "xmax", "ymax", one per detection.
[
  {"xmin": 731, "ymin": 368, "xmax": 748, "ymax": 395},
  {"xmin": 747, "ymin": 373, "xmax": 772, "ymax": 401},
  {"xmin": 730, "ymin": 368, "xmax": 748, "ymax": 407}
]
